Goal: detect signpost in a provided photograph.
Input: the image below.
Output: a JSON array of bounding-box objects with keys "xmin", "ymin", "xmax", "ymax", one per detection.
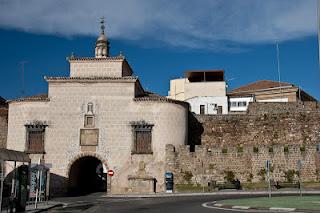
[
  {"xmin": 266, "ymin": 160, "xmax": 272, "ymax": 198},
  {"xmin": 297, "ymin": 160, "xmax": 302, "ymax": 197},
  {"xmin": 107, "ymin": 170, "xmax": 114, "ymax": 177},
  {"xmin": 107, "ymin": 170, "xmax": 114, "ymax": 193}
]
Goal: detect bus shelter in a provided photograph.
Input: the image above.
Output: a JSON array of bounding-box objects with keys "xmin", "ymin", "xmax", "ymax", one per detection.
[{"xmin": 0, "ymin": 148, "xmax": 31, "ymax": 212}]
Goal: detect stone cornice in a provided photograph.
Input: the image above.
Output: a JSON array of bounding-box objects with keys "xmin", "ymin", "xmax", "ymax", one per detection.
[
  {"xmin": 68, "ymin": 56, "xmax": 125, "ymax": 62},
  {"xmin": 44, "ymin": 76, "xmax": 138, "ymax": 83}
]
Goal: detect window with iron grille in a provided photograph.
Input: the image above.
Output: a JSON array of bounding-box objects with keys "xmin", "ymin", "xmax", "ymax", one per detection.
[
  {"xmin": 25, "ymin": 124, "xmax": 46, "ymax": 153},
  {"xmin": 131, "ymin": 121, "xmax": 153, "ymax": 154}
]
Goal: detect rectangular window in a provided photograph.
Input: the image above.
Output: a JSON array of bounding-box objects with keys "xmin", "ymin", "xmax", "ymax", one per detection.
[
  {"xmin": 200, "ymin": 105, "xmax": 205, "ymax": 115},
  {"xmin": 26, "ymin": 128, "xmax": 45, "ymax": 153},
  {"xmin": 238, "ymin": 101, "xmax": 247, "ymax": 107},
  {"xmin": 84, "ymin": 115, "xmax": 94, "ymax": 128},
  {"xmin": 217, "ymin": 106, "xmax": 223, "ymax": 114},
  {"xmin": 134, "ymin": 131, "xmax": 152, "ymax": 154},
  {"xmin": 231, "ymin": 102, "xmax": 237, "ymax": 107},
  {"xmin": 131, "ymin": 121, "xmax": 153, "ymax": 154}
]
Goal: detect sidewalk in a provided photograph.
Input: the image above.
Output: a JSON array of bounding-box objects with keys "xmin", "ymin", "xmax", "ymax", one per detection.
[
  {"xmin": 103, "ymin": 189, "xmax": 320, "ymax": 198},
  {"xmin": 25, "ymin": 201, "xmax": 63, "ymax": 213}
]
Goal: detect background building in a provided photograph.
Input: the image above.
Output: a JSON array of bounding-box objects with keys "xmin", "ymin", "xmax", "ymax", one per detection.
[
  {"xmin": 168, "ymin": 70, "xmax": 228, "ymax": 114},
  {"xmin": 228, "ymin": 80, "xmax": 317, "ymax": 112}
]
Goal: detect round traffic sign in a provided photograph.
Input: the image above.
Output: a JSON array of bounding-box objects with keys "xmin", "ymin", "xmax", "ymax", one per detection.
[{"xmin": 107, "ymin": 170, "xmax": 114, "ymax": 177}]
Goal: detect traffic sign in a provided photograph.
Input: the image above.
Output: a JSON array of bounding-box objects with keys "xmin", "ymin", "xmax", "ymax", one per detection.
[{"xmin": 107, "ymin": 170, "xmax": 114, "ymax": 177}]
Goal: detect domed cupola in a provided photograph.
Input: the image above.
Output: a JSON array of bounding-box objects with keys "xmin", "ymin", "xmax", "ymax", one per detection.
[{"xmin": 95, "ymin": 17, "xmax": 110, "ymax": 58}]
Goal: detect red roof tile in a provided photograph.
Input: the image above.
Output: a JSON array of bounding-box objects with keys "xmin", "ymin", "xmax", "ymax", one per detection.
[
  {"xmin": 8, "ymin": 94, "xmax": 49, "ymax": 103},
  {"xmin": 229, "ymin": 80, "xmax": 293, "ymax": 94}
]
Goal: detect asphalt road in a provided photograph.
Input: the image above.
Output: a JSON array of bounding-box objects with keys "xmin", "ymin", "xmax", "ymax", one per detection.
[{"xmin": 47, "ymin": 193, "xmax": 274, "ymax": 213}]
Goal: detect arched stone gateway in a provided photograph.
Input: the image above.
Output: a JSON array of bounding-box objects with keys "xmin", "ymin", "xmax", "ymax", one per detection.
[{"xmin": 67, "ymin": 154, "xmax": 108, "ymax": 195}]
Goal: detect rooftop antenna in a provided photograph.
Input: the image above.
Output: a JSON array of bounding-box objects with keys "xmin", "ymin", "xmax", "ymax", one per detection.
[
  {"xmin": 226, "ymin": 77, "xmax": 237, "ymax": 90},
  {"xmin": 19, "ymin": 61, "xmax": 28, "ymax": 97},
  {"xmin": 275, "ymin": 40, "xmax": 283, "ymax": 100}
]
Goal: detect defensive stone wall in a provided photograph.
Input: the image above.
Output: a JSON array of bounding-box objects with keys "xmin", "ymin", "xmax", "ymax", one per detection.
[
  {"xmin": 166, "ymin": 144, "xmax": 320, "ymax": 185},
  {"xmin": 168, "ymin": 102, "xmax": 320, "ymax": 186},
  {"xmin": 190, "ymin": 102, "xmax": 320, "ymax": 147}
]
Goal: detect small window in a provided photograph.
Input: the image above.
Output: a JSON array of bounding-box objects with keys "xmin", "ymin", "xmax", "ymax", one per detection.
[
  {"xmin": 238, "ymin": 102, "xmax": 247, "ymax": 107},
  {"xmin": 217, "ymin": 106, "xmax": 223, "ymax": 114},
  {"xmin": 84, "ymin": 115, "xmax": 94, "ymax": 128},
  {"xmin": 231, "ymin": 102, "xmax": 237, "ymax": 107},
  {"xmin": 87, "ymin": 103, "xmax": 94, "ymax": 114},
  {"xmin": 200, "ymin": 105, "xmax": 205, "ymax": 115}
]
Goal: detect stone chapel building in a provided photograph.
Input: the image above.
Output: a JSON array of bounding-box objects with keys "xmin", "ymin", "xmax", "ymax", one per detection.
[{"xmin": 6, "ymin": 20, "xmax": 188, "ymax": 195}]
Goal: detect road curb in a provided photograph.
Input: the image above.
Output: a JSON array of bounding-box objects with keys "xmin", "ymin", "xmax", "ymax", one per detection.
[
  {"xmin": 232, "ymin": 205, "xmax": 251, "ymax": 210},
  {"xmin": 104, "ymin": 190, "xmax": 320, "ymax": 198}
]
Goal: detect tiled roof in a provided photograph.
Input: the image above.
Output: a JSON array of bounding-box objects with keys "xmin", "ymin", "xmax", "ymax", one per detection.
[
  {"xmin": 134, "ymin": 95, "xmax": 189, "ymax": 107},
  {"xmin": 8, "ymin": 94, "xmax": 49, "ymax": 103},
  {"xmin": 68, "ymin": 56, "xmax": 125, "ymax": 61},
  {"xmin": 229, "ymin": 80, "xmax": 293, "ymax": 94},
  {"xmin": 44, "ymin": 76, "xmax": 138, "ymax": 82}
]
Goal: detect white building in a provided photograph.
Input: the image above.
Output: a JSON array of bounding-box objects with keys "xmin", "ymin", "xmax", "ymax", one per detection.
[
  {"xmin": 168, "ymin": 70, "xmax": 228, "ymax": 115},
  {"xmin": 228, "ymin": 80, "xmax": 317, "ymax": 112}
]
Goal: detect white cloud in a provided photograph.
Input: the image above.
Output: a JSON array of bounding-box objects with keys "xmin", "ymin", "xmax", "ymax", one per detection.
[{"xmin": 0, "ymin": 0, "xmax": 317, "ymax": 50}]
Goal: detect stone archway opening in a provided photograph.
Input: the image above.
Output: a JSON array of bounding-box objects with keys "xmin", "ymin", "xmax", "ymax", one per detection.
[{"xmin": 68, "ymin": 156, "xmax": 107, "ymax": 196}]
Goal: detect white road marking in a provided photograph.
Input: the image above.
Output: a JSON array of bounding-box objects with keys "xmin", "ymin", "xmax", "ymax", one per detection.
[
  {"xmin": 201, "ymin": 202, "xmax": 301, "ymax": 213},
  {"xmin": 269, "ymin": 207, "xmax": 296, "ymax": 212}
]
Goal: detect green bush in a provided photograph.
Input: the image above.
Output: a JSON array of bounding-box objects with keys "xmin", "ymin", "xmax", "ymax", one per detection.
[
  {"xmin": 258, "ymin": 169, "xmax": 266, "ymax": 181},
  {"xmin": 284, "ymin": 170, "xmax": 297, "ymax": 183},
  {"xmin": 269, "ymin": 147, "xmax": 274, "ymax": 153},
  {"xmin": 246, "ymin": 173, "xmax": 254, "ymax": 182},
  {"xmin": 237, "ymin": 145, "xmax": 243, "ymax": 153},
  {"xmin": 222, "ymin": 148, "xmax": 228, "ymax": 154},
  {"xmin": 208, "ymin": 163, "xmax": 215, "ymax": 170},
  {"xmin": 183, "ymin": 171, "xmax": 193, "ymax": 183},
  {"xmin": 224, "ymin": 171, "xmax": 235, "ymax": 182}
]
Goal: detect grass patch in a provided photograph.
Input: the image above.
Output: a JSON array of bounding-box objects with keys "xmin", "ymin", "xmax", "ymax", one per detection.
[
  {"xmin": 175, "ymin": 184, "xmax": 208, "ymax": 192},
  {"xmin": 220, "ymin": 196, "xmax": 320, "ymax": 210},
  {"xmin": 242, "ymin": 182, "xmax": 268, "ymax": 190},
  {"xmin": 302, "ymin": 182, "xmax": 320, "ymax": 189}
]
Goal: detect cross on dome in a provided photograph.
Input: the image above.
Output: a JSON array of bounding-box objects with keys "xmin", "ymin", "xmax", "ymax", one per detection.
[{"xmin": 100, "ymin": 17, "xmax": 105, "ymax": 35}]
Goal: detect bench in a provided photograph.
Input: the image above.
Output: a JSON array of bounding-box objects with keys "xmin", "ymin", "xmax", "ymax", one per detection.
[
  {"xmin": 272, "ymin": 181, "xmax": 300, "ymax": 189},
  {"xmin": 215, "ymin": 180, "xmax": 242, "ymax": 190}
]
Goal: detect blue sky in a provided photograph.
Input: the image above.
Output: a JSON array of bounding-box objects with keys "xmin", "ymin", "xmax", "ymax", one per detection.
[{"xmin": 0, "ymin": 0, "xmax": 319, "ymax": 100}]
